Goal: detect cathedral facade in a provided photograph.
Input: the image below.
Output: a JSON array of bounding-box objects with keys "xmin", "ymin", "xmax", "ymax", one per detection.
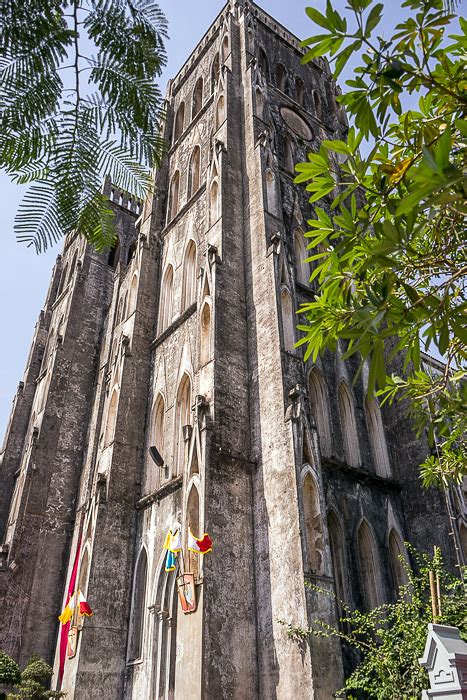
[{"xmin": 1, "ymin": 2, "xmax": 464, "ymax": 698}]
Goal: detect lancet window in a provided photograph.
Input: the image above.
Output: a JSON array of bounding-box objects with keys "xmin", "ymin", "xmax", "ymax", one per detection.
[
  {"xmin": 127, "ymin": 548, "xmax": 148, "ymax": 662},
  {"xmin": 358, "ymin": 520, "xmax": 383, "ymax": 610},
  {"xmin": 338, "ymin": 380, "xmax": 360, "ymax": 467},
  {"xmin": 308, "ymin": 367, "xmax": 331, "ymax": 457}
]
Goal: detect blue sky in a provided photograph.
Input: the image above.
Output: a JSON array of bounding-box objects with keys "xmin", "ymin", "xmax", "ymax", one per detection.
[{"xmin": 0, "ymin": 0, "xmax": 462, "ymax": 435}]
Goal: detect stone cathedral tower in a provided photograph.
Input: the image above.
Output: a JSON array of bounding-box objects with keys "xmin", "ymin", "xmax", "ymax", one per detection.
[{"xmin": 1, "ymin": 2, "xmax": 464, "ymax": 699}]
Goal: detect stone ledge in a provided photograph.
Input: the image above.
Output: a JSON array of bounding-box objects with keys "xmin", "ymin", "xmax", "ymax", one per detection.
[
  {"xmin": 150, "ymin": 303, "xmax": 197, "ymax": 350},
  {"xmin": 321, "ymin": 457, "xmax": 402, "ymax": 490},
  {"xmin": 135, "ymin": 476, "xmax": 183, "ymax": 511}
]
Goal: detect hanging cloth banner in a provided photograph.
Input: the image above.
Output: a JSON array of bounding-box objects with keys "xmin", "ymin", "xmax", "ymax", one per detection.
[
  {"xmin": 58, "ymin": 539, "xmax": 81, "ymax": 686},
  {"xmin": 78, "ymin": 590, "xmax": 93, "ymax": 617},
  {"xmin": 163, "ymin": 525, "xmax": 182, "ymax": 572},
  {"xmin": 187, "ymin": 528, "xmax": 213, "ymax": 554}
]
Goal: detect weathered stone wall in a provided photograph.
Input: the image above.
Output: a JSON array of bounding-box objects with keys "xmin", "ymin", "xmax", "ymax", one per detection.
[{"xmin": 0, "ymin": 2, "xmax": 462, "ymax": 699}]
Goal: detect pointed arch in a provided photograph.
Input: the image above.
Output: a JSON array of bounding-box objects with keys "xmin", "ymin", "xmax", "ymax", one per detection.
[
  {"xmin": 258, "ymin": 48, "xmax": 269, "ymax": 79},
  {"xmin": 186, "ymin": 483, "xmax": 201, "ymax": 577},
  {"xmin": 153, "ymin": 393, "xmax": 165, "ymax": 461},
  {"xmin": 78, "ymin": 547, "xmax": 90, "ymax": 590},
  {"xmin": 108, "ymin": 237, "xmax": 120, "ymax": 269},
  {"xmin": 104, "ymin": 387, "xmax": 119, "ymax": 446},
  {"xmin": 265, "ymin": 169, "xmax": 278, "ymax": 216},
  {"xmin": 338, "ymin": 380, "xmax": 360, "ymax": 468},
  {"xmin": 152, "ymin": 557, "xmax": 178, "ymax": 697},
  {"xmin": 168, "ymin": 170, "xmax": 180, "ymax": 220},
  {"xmin": 255, "ymin": 86, "xmax": 264, "ymax": 120},
  {"xmin": 276, "ymin": 63, "xmax": 287, "ymax": 93},
  {"xmin": 280, "ymin": 286, "xmax": 295, "ymax": 353},
  {"xmin": 159, "ymin": 265, "xmax": 174, "ymax": 333},
  {"xmin": 215, "ymin": 94, "xmax": 226, "ymax": 130},
  {"xmin": 302, "ymin": 472, "xmax": 323, "ymax": 575},
  {"xmin": 295, "ymin": 77, "xmax": 304, "ymax": 106},
  {"xmin": 127, "ymin": 547, "xmax": 148, "ymax": 662},
  {"xmin": 365, "ymin": 397, "xmax": 391, "ymax": 478},
  {"xmin": 174, "ymin": 373, "xmax": 192, "ymax": 477},
  {"xmin": 174, "ymin": 101, "xmax": 185, "ymax": 142},
  {"xmin": 357, "ymin": 520, "xmax": 383, "ymax": 610},
  {"xmin": 388, "ymin": 529, "xmax": 409, "ymax": 597},
  {"xmin": 210, "ymin": 179, "xmax": 220, "ymax": 224},
  {"xmin": 192, "ymin": 77, "xmax": 203, "ymax": 119},
  {"xmin": 313, "ymin": 90, "xmax": 322, "ymax": 121},
  {"xmin": 57, "ymin": 263, "xmax": 69, "ymax": 296},
  {"xmin": 308, "ymin": 367, "xmax": 331, "ymax": 458},
  {"xmin": 200, "ymin": 300, "xmax": 212, "ymax": 365},
  {"xmin": 188, "ymin": 146, "xmax": 201, "ymax": 199},
  {"xmin": 294, "ymin": 228, "xmax": 309, "ymax": 285},
  {"xmin": 181, "ymin": 240, "xmax": 197, "ymax": 311},
  {"xmin": 211, "ymin": 53, "xmax": 220, "ymax": 93},
  {"xmin": 328, "ymin": 511, "xmax": 348, "ymax": 616},
  {"xmin": 127, "ymin": 240, "xmax": 137, "ymax": 264},
  {"xmin": 129, "ymin": 273, "xmax": 138, "ymax": 313},
  {"xmin": 222, "ymin": 34, "xmax": 229, "ymax": 61},
  {"xmin": 68, "ymin": 250, "xmax": 78, "ymax": 283},
  {"xmin": 284, "ymin": 136, "xmax": 295, "ymax": 173}
]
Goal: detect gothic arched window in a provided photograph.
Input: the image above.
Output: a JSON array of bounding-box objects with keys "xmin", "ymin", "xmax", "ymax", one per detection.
[
  {"xmin": 129, "ymin": 273, "xmax": 138, "ymax": 313},
  {"xmin": 258, "ymin": 48, "xmax": 269, "ymax": 80},
  {"xmin": 365, "ymin": 397, "xmax": 391, "ymax": 478},
  {"xmin": 210, "ymin": 179, "xmax": 220, "ymax": 223},
  {"xmin": 188, "ymin": 146, "xmax": 201, "ymax": 199},
  {"xmin": 358, "ymin": 520, "xmax": 383, "ymax": 610},
  {"xmin": 328, "ymin": 511, "xmax": 347, "ymax": 617},
  {"xmin": 186, "ymin": 484, "xmax": 200, "ymax": 577},
  {"xmin": 127, "ymin": 548, "xmax": 148, "ymax": 662},
  {"xmin": 153, "ymin": 393, "xmax": 165, "ymax": 460},
  {"xmin": 255, "ymin": 87, "xmax": 264, "ymax": 120},
  {"xmin": 192, "ymin": 77, "xmax": 203, "ymax": 119},
  {"xmin": 280, "ymin": 287, "xmax": 295, "ymax": 353},
  {"xmin": 108, "ymin": 238, "xmax": 120, "ymax": 269},
  {"xmin": 313, "ymin": 90, "xmax": 322, "ymax": 121},
  {"xmin": 159, "ymin": 265, "xmax": 174, "ymax": 333},
  {"xmin": 57, "ymin": 263, "xmax": 68, "ymax": 296},
  {"xmin": 284, "ymin": 137, "xmax": 295, "ymax": 173},
  {"xmin": 104, "ymin": 388, "xmax": 119, "ymax": 446},
  {"xmin": 174, "ymin": 102, "xmax": 185, "ymax": 142},
  {"xmin": 338, "ymin": 380, "xmax": 360, "ymax": 468},
  {"xmin": 388, "ymin": 529, "xmax": 408, "ymax": 597},
  {"xmin": 222, "ymin": 34, "xmax": 229, "ymax": 62},
  {"xmin": 169, "ymin": 171, "xmax": 180, "ymax": 220},
  {"xmin": 265, "ymin": 169, "xmax": 278, "ymax": 216},
  {"xmin": 216, "ymin": 94, "xmax": 226, "ymax": 130},
  {"xmin": 295, "ymin": 77, "xmax": 304, "ymax": 106},
  {"xmin": 276, "ymin": 63, "xmax": 287, "ymax": 93},
  {"xmin": 294, "ymin": 229, "xmax": 309, "ymax": 285},
  {"xmin": 181, "ymin": 241, "xmax": 197, "ymax": 311},
  {"xmin": 200, "ymin": 301, "xmax": 212, "ymax": 365},
  {"xmin": 308, "ymin": 367, "xmax": 331, "ymax": 457},
  {"xmin": 211, "ymin": 54, "xmax": 220, "ymax": 93},
  {"xmin": 174, "ymin": 374, "xmax": 192, "ymax": 476},
  {"xmin": 303, "ymin": 473, "xmax": 323, "ymax": 575}
]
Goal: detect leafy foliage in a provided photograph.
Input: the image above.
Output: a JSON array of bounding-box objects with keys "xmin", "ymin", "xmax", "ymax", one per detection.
[
  {"xmin": 6, "ymin": 656, "xmax": 65, "ymax": 700},
  {"xmin": 283, "ymin": 547, "xmax": 467, "ymax": 699},
  {"xmin": 296, "ymin": 0, "xmax": 466, "ymax": 487},
  {"xmin": 0, "ymin": 0, "xmax": 168, "ymax": 252},
  {"xmin": 0, "ymin": 652, "xmax": 21, "ymax": 687}
]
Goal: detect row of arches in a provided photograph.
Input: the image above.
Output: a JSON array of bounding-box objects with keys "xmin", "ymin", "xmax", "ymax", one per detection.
[
  {"xmin": 158, "ymin": 240, "xmax": 199, "ymax": 334},
  {"xmin": 168, "ymin": 146, "xmax": 222, "ymax": 223},
  {"xmin": 172, "ymin": 34, "xmax": 230, "ymax": 144},
  {"xmin": 301, "ymin": 471, "xmax": 407, "ymax": 610},
  {"xmin": 308, "ymin": 366, "xmax": 391, "ymax": 476}
]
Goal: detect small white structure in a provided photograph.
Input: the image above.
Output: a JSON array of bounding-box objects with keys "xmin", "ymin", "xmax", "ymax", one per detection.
[{"xmin": 419, "ymin": 624, "xmax": 467, "ymax": 699}]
